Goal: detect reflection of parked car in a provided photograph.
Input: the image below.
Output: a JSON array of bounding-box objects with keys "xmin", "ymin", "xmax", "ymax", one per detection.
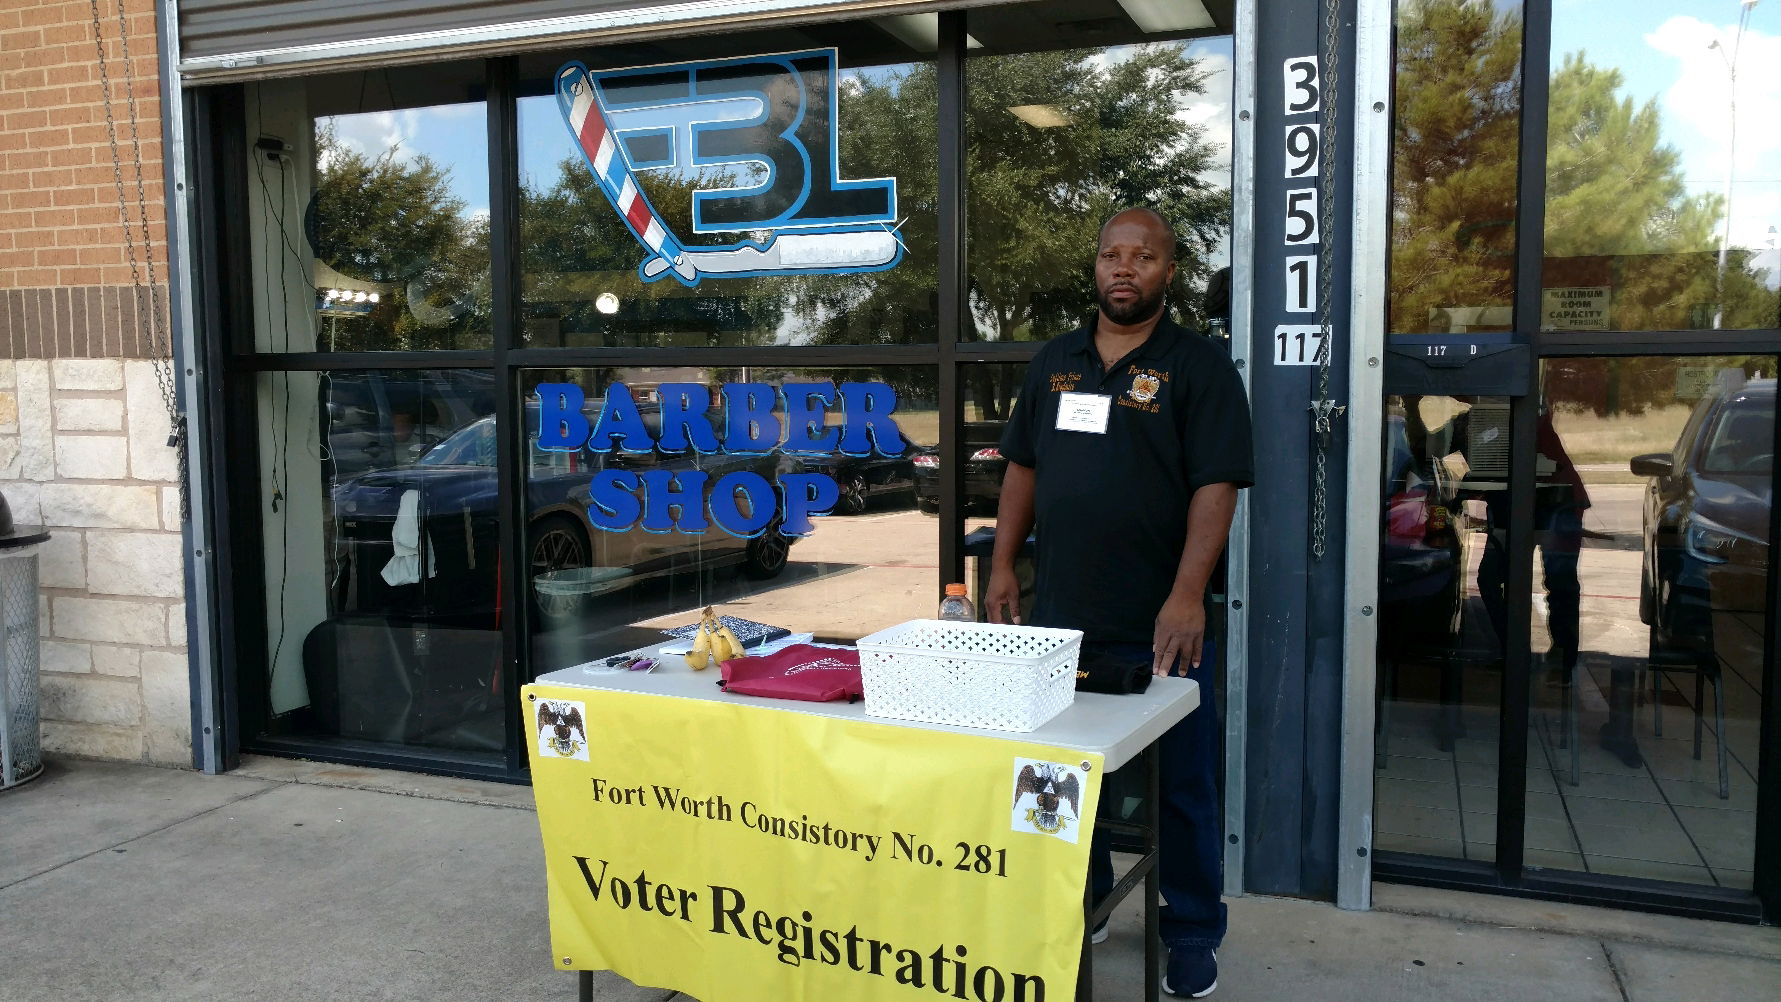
[
  {"xmin": 324, "ymin": 370, "xmax": 496, "ymax": 478},
  {"xmin": 1379, "ymin": 414, "xmax": 1467, "ymax": 646},
  {"xmin": 330, "ymin": 405, "xmax": 800, "ymax": 625},
  {"xmin": 1632, "ymin": 378, "xmax": 1773, "ymax": 651},
  {"xmin": 801, "ymin": 443, "xmax": 919, "ymax": 515},
  {"xmin": 913, "ymin": 422, "xmax": 1008, "ymax": 514}
]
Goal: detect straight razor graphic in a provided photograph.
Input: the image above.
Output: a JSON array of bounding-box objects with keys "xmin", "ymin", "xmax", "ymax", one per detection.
[{"xmin": 555, "ymin": 62, "xmax": 900, "ymax": 286}]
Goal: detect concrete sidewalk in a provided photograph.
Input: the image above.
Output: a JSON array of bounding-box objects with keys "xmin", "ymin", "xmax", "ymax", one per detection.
[{"xmin": 2, "ymin": 756, "xmax": 1775, "ymax": 1001}]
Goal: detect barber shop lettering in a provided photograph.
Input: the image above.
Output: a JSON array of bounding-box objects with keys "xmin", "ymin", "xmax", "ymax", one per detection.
[{"xmin": 535, "ymin": 381, "xmax": 906, "ymax": 538}]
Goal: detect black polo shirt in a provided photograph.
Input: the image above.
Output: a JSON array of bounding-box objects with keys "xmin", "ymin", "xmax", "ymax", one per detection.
[{"xmin": 999, "ymin": 316, "xmax": 1254, "ymax": 643}]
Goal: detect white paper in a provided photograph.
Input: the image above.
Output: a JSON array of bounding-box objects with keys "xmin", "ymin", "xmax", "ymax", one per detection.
[{"xmin": 1056, "ymin": 392, "xmax": 1112, "ymax": 434}]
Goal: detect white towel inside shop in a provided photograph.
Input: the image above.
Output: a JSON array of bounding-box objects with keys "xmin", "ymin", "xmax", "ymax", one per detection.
[{"xmin": 382, "ymin": 488, "xmax": 437, "ymax": 586}]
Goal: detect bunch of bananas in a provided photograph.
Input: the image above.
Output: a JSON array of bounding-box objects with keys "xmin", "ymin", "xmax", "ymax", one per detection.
[{"xmin": 685, "ymin": 607, "xmax": 746, "ymax": 671}]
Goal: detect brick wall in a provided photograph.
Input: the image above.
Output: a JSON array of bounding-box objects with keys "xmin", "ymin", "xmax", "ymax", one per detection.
[
  {"xmin": 0, "ymin": 1, "xmax": 188, "ymax": 766},
  {"xmin": 1, "ymin": 0, "xmax": 166, "ymax": 308}
]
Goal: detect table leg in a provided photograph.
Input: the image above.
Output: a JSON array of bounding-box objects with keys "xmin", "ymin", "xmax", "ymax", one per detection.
[
  {"xmin": 578, "ymin": 970, "xmax": 592, "ymax": 1002},
  {"xmin": 1074, "ymin": 870, "xmax": 1095, "ymax": 1000},
  {"xmin": 1145, "ymin": 743, "xmax": 1161, "ymax": 1002}
]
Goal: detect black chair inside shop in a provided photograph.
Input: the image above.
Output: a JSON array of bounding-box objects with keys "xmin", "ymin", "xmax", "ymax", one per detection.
[{"xmin": 1646, "ymin": 627, "xmax": 1730, "ymax": 800}]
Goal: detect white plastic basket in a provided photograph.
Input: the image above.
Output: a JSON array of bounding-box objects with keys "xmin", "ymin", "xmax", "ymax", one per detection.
[{"xmin": 855, "ymin": 620, "xmax": 1081, "ymax": 732}]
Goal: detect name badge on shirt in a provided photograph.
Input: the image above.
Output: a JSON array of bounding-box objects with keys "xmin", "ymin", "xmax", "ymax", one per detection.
[{"xmin": 1056, "ymin": 392, "xmax": 1112, "ymax": 434}]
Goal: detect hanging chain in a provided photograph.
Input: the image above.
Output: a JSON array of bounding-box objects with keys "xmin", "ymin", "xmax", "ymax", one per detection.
[
  {"xmin": 1309, "ymin": 0, "xmax": 1346, "ymax": 560},
  {"xmin": 91, "ymin": 0, "xmax": 188, "ymax": 519}
]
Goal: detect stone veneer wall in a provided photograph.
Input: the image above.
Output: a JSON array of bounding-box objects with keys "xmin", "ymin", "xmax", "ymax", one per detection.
[{"xmin": 2, "ymin": 2, "xmax": 190, "ymax": 766}]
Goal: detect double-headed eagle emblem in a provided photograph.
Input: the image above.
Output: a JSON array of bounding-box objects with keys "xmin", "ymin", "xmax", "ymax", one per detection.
[
  {"xmin": 1014, "ymin": 762, "xmax": 1082, "ymax": 818},
  {"xmin": 1128, "ymin": 373, "xmax": 1161, "ymax": 404}
]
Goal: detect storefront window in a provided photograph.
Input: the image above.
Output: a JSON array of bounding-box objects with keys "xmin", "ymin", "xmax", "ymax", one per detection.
[
  {"xmin": 515, "ymin": 34, "xmax": 936, "ymax": 348},
  {"xmin": 246, "ymin": 64, "xmax": 492, "ymax": 352},
  {"xmin": 1524, "ymin": 356, "xmax": 1772, "ymax": 887},
  {"xmin": 520, "ymin": 367, "xmax": 938, "ymax": 675},
  {"xmin": 963, "ymin": 23, "xmax": 1235, "ymax": 341},
  {"xmin": 1373, "ymin": 394, "xmax": 1511, "ymax": 862},
  {"xmin": 1543, "ymin": 3, "xmax": 1781, "ymax": 332},
  {"xmin": 1388, "ymin": 0, "xmax": 1524, "ymax": 335},
  {"xmin": 256, "ymin": 369, "xmax": 502, "ymax": 753}
]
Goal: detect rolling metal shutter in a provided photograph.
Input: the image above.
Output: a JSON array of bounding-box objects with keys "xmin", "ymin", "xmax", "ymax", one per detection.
[{"xmin": 175, "ymin": 0, "xmax": 1008, "ymax": 80}]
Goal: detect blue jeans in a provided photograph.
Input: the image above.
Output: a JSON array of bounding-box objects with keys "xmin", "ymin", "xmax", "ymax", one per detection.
[{"xmin": 1086, "ymin": 640, "xmax": 1226, "ymax": 950}]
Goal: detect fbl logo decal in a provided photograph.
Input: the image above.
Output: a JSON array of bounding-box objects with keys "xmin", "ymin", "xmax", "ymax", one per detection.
[{"xmin": 555, "ymin": 49, "xmax": 902, "ymax": 286}]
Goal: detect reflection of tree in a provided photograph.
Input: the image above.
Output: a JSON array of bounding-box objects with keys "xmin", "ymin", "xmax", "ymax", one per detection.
[
  {"xmin": 1544, "ymin": 53, "xmax": 1776, "ymax": 330},
  {"xmin": 964, "ymin": 47, "xmax": 1228, "ymax": 344},
  {"xmin": 517, "ymin": 43, "xmax": 1230, "ymax": 406},
  {"xmin": 521, "ymin": 160, "xmax": 791, "ymax": 347},
  {"xmin": 1391, "ymin": 0, "xmax": 1781, "ymax": 334},
  {"xmin": 1389, "ymin": 0, "xmax": 1521, "ymax": 332},
  {"xmin": 1543, "ymin": 355, "xmax": 1764, "ymax": 419},
  {"xmin": 789, "ymin": 47, "xmax": 1228, "ymax": 417},
  {"xmin": 309, "ymin": 123, "xmax": 490, "ymax": 350}
]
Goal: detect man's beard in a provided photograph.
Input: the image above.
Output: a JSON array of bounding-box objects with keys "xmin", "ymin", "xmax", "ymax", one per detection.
[{"xmin": 1097, "ymin": 284, "xmax": 1166, "ymax": 325}]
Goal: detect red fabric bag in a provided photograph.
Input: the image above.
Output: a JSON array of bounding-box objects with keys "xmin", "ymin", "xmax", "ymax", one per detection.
[{"xmin": 719, "ymin": 644, "xmax": 863, "ymax": 702}]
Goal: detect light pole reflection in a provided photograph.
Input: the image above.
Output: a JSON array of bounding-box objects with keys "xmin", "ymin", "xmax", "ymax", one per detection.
[{"xmin": 1709, "ymin": 0, "xmax": 1761, "ymax": 329}]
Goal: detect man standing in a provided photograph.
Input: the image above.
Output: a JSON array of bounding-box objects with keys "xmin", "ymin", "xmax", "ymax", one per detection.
[{"xmin": 984, "ymin": 207, "xmax": 1252, "ymax": 998}]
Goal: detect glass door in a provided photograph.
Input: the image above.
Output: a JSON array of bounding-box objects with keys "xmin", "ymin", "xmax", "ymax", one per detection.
[
  {"xmin": 1373, "ymin": 0, "xmax": 1780, "ymax": 917},
  {"xmin": 1520, "ymin": 362, "xmax": 1773, "ymax": 889}
]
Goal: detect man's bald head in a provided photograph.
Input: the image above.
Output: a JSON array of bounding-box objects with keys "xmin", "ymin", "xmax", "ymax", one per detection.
[
  {"xmin": 1094, "ymin": 207, "xmax": 1178, "ymax": 326},
  {"xmin": 1099, "ymin": 208, "xmax": 1178, "ymax": 260}
]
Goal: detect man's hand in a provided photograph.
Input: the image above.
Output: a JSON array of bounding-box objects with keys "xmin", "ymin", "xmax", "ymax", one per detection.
[
  {"xmin": 1152, "ymin": 590, "xmax": 1205, "ymax": 676},
  {"xmin": 985, "ymin": 566, "xmax": 1022, "ymax": 624}
]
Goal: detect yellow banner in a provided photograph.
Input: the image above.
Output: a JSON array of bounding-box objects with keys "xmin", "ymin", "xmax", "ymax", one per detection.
[{"xmin": 525, "ymin": 683, "xmax": 1104, "ymax": 1002}]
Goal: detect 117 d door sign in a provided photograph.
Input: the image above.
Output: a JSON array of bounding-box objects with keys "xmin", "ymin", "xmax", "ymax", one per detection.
[{"xmin": 535, "ymin": 381, "xmax": 907, "ymax": 538}]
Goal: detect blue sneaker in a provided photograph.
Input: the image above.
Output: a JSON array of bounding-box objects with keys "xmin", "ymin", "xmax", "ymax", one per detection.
[
  {"xmin": 1164, "ymin": 947, "xmax": 1216, "ymax": 997},
  {"xmin": 1090, "ymin": 919, "xmax": 1109, "ymax": 945}
]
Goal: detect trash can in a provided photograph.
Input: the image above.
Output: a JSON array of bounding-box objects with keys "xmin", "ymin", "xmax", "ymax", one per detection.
[
  {"xmin": 0, "ymin": 491, "xmax": 49, "ymax": 791},
  {"xmin": 962, "ymin": 526, "xmax": 1034, "ymax": 622}
]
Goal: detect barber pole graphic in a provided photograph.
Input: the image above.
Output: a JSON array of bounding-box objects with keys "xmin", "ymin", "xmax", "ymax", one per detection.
[
  {"xmin": 557, "ymin": 64, "xmax": 698, "ymax": 285},
  {"xmin": 555, "ymin": 54, "xmax": 902, "ymax": 287}
]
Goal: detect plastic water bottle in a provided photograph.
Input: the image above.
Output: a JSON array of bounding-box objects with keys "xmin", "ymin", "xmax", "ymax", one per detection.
[{"xmin": 938, "ymin": 583, "xmax": 975, "ymax": 622}]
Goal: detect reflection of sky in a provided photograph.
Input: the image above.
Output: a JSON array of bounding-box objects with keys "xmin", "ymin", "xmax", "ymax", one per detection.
[
  {"xmin": 1555, "ymin": 0, "xmax": 1781, "ymax": 279},
  {"xmin": 318, "ymin": 103, "xmax": 490, "ymax": 219},
  {"xmin": 1080, "ymin": 38, "xmax": 1235, "ymax": 268},
  {"xmin": 1185, "ymin": 36, "xmax": 1235, "ymax": 269}
]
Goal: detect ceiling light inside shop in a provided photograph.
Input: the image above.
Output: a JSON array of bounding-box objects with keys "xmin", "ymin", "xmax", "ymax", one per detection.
[
  {"xmin": 596, "ymin": 292, "xmax": 620, "ymax": 315},
  {"xmin": 872, "ymin": 14, "xmax": 981, "ymax": 52},
  {"xmin": 1009, "ymin": 104, "xmax": 1070, "ymax": 128},
  {"xmin": 1116, "ymin": 0, "xmax": 1214, "ymax": 32}
]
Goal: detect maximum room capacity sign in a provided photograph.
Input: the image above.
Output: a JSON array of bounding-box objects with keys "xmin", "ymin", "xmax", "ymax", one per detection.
[{"xmin": 525, "ymin": 683, "xmax": 1104, "ymax": 1002}]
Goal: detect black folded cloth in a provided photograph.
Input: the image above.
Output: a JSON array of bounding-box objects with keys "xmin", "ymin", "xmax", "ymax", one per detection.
[{"xmin": 1073, "ymin": 649, "xmax": 1152, "ymax": 695}]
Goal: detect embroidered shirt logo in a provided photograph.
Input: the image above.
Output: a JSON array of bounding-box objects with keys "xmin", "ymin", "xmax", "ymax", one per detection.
[{"xmin": 1128, "ymin": 373, "xmax": 1161, "ymax": 404}]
